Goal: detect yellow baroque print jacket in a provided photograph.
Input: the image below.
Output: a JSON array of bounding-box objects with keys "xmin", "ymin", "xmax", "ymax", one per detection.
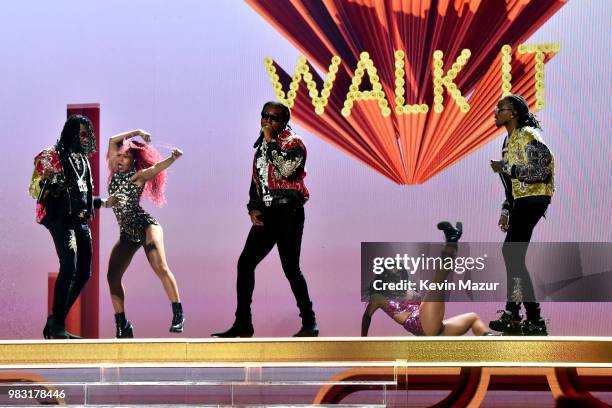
[{"xmin": 500, "ymin": 126, "xmax": 555, "ymax": 210}]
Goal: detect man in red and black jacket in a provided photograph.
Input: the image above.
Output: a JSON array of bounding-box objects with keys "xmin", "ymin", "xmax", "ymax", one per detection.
[
  {"xmin": 30, "ymin": 115, "xmax": 97, "ymax": 339},
  {"xmin": 213, "ymin": 101, "xmax": 318, "ymax": 338}
]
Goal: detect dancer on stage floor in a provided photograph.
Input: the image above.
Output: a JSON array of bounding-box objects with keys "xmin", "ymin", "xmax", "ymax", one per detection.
[
  {"xmin": 488, "ymin": 94, "xmax": 554, "ymax": 336},
  {"xmin": 212, "ymin": 101, "xmax": 318, "ymax": 338},
  {"xmin": 30, "ymin": 115, "xmax": 96, "ymax": 339},
  {"xmin": 362, "ymin": 222, "xmax": 495, "ymax": 337},
  {"xmin": 98, "ymin": 129, "xmax": 184, "ymax": 338}
]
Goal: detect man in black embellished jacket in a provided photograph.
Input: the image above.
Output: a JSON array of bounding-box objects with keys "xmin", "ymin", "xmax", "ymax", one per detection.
[
  {"xmin": 31, "ymin": 115, "xmax": 97, "ymax": 339},
  {"xmin": 213, "ymin": 101, "xmax": 318, "ymax": 338}
]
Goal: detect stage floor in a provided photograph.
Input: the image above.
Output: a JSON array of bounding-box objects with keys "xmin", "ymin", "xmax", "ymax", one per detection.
[{"xmin": 1, "ymin": 337, "xmax": 611, "ymax": 406}]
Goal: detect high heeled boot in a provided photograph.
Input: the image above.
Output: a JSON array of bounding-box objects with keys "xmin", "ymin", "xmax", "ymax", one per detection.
[
  {"xmin": 436, "ymin": 221, "xmax": 463, "ymax": 243},
  {"xmin": 114, "ymin": 312, "xmax": 134, "ymax": 338},
  {"xmin": 169, "ymin": 302, "xmax": 185, "ymax": 333},
  {"xmin": 43, "ymin": 315, "xmax": 81, "ymax": 339}
]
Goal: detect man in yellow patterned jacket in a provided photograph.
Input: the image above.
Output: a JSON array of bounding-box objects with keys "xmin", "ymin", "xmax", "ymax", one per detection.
[{"xmin": 488, "ymin": 94, "xmax": 554, "ymax": 336}]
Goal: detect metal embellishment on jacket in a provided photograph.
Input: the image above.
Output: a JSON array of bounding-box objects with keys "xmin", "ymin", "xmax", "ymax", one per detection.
[
  {"xmin": 505, "ymin": 126, "xmax": 555, "ymax": 200},
  {"xmin": 248, "ymin": 128, "xmax": 309, "ymax": 212},
  {"xmin": 29, "ymin": 146, "xmax": 94, "ymax": 223}
]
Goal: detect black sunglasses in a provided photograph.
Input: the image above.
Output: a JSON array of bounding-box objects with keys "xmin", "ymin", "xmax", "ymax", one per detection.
[{"xmin": 261, "ymin": 112, "xmax": 284, "ymax": 122}]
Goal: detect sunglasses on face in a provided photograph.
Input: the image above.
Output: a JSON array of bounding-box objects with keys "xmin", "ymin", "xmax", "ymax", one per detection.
[
  {"xmin": 495, "ymin": 107, "xmax": 513, "ymax": 114},
  {"xmin": 261, "ymin": 112, "xmax": 284, "ymax": 122}
]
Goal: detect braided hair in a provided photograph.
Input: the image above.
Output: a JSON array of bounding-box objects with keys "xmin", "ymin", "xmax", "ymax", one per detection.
[{"xmin": 503, "ymin": 94, "xmax": 541, "ymax": 130}]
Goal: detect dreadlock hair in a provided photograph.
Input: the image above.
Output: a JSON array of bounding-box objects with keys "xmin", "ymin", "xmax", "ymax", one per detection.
[
  {"xmin": 58, "ymin": 115, "xmax": 96, "ymax": 154},
  {"xmin": 503, "ymin": 94, "xmax": 542, "ymax": 130},
  {"xmin": 108, "ymin": 139, "xmax": 167, "ymax": 207}
]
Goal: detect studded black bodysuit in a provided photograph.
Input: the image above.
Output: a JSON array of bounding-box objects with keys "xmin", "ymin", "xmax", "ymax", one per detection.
[{"xmin": 108, "ymin": 169, "xmax": 159, "ymax": 243}]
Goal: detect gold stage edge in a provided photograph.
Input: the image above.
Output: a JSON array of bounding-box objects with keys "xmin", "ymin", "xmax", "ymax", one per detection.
[{"xmin": 1, "ymin": 337, "xmax": 611, "ymax": 368}]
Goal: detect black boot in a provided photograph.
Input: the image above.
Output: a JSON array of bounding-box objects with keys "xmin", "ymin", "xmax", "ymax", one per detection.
[
  {"xmin": 114, "ymin": 313, "xmax": 134, "ymax": 339},
  {"xmin": 521, "ymin": 318, "xmax": 548, "ymax": 336},
  {"xmin": 292, "ymin": 322, "xmax": 319, "ymax": 337},
  {"xmin": 489, "ymin": 310, "xmax": 522, "ymax": 335},
  {"xmin": 211, "ymin": 320, "xmax": 254, "ymax": 338},
  {"xmin": 293, "ymin": 316, "xmax": 319, "ymax": 337},
  {"xmin": 437, "ymin": 221, "xmax": 463, "ymax": 243},
  {"xmin": 43, "ymin": 316, "xmax": 53, "ymax": 339},
  {"xmin": 169, "ymin": 302, "xmax": 185, "ymax": 333},
  {"xmin": 43, "ymin": 315, "xmax": 81, "ymax": 339},
  {"xmin": 522, "ymin": 302, "xmax": 547, "ymax": 335}
]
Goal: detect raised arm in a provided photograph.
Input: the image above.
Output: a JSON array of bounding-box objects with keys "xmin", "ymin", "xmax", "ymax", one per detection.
[
  {"xmin": 108, "ymin": 129, "xmax": 151, "ymax": 165},
  {"xmin": 133, "ymin": 148, "xmax": 183, "ymax": 183}
]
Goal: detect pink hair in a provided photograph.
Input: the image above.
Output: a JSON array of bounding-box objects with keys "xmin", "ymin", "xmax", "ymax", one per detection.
[{"xmin": 108, "ymin": 139, "xmax": 167, "ymax": 206}]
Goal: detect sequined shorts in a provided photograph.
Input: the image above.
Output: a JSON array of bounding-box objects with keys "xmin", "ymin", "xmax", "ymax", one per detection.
[
  {"xmin": 401, "ymin": 307, "xmax": 445, "ymax": 336},
  {"xmin": 119, "ymin": 217, "xmax": 159, "ymax": 244},
  {"xmin": 385, "ymin": 299, "xmax": 445, "ymax": 336}
]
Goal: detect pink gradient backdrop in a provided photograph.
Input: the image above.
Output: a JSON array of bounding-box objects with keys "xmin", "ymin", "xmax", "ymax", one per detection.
[{"xmin": 0, "ymin": 1, "xmax": 610, "ymax": 338}]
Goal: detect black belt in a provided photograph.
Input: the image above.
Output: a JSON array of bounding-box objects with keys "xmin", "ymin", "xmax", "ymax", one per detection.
[{"xmin": 265, "ymin": 197, "xmax": 295, "ymax": 207}]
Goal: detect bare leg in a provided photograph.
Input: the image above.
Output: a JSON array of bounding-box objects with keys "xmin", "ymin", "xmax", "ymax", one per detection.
[
  {"xmin": 107, "ymin": 239, "xmax": 140, "ymax": 313},
  {"xmin": 440, "ymin": 312, "xmax": 489, "ymax": 336},
  {"xmin": 143, "ymin": 224, "xmax": 181, "ymax": 302},
  {"xmin": 419, "ymin": 243, "xmax": 457, "ymax": 336}
]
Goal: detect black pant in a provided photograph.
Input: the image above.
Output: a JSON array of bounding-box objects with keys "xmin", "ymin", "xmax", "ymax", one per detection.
[
  {"xmin": 44, "ymin": 216, "xmax": 92, "ymax": 325},
  {"xmin": 502, "ymin": 197, "xmax": 549, "ymax": 320},
  {"xmin": 235, "ymin": 205, "xmax": 315, "ymax": 325}
]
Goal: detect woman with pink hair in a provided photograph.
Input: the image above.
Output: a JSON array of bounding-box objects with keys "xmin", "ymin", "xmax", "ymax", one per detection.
[{"xmin": 98, "ymin": 129, "xmax": 184, "ymax": 338}]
